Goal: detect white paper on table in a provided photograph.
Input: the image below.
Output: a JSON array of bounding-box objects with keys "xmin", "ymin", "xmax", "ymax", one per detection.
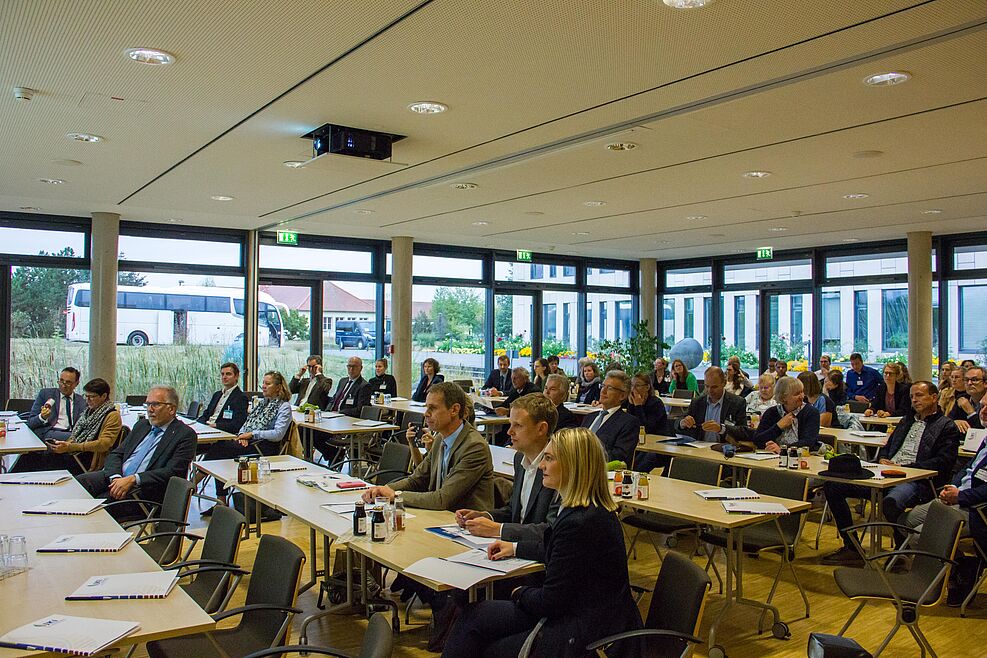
[
  {"xmin": 694, "ymin": 487, "xmax": 760, "ymax": 500},
  {"xmin": 23, "ymin": 499, "xmax": 105, "ymax": 515},
  {"xmin": 0, "ymin": 471, "xmax": 73, "ymax": 485},
  {"xmin": 38, "ymin": 532, "xmax": 134, "ymax": 553},
  {"xmin": 849, "ymin": 431, "xmax": 887, "ymax": 438},
  {"xmin": 390, "ymin": 397, "xmax": 409, "ymax": 401},
  {"xmin": 685, "ymin": 441, "xmax": 720, "ymax": 449},
  {"xmin": 268, "ymin": 462, "xmax": 308, "ymax": 472},
  {"xmin": 721, "ymin": 501, "xmax": 790, "ymax": 515},
  {"xmin": 734, "ymin": 452, "xmax": 779, "ymax": 461},
  {"xmin": 443, "ymin": 548, "xmax": 536, "ymax": 574},
  {"xmin": 353, "ymin": 419, "xmax": 388, "ymax": 427},
  {"xmin": 404, "ymin": 557, "xmax": 496, "ymax": 590},
  {"xmin": 963, "ymin": 428, "xmax": 987, "ymax": 452},
  {"xmin": 0, "ymin": 615, "xmax": 140, "ymax": 656},
  {"xmin": 66, "ymin": 571, "xmax": 178, "ymax": 600}
]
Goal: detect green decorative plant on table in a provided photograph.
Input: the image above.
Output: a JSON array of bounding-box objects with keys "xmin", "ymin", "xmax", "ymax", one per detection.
[{"xmin": 597, "ymin": 321, "xmax": 670, "ymax": 376}]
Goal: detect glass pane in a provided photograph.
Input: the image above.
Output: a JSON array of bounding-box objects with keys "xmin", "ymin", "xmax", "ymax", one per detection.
[
  {"xmin": 948, "ymin": 279, "xmax": 987, "ymax": 362},
  {"xmin": 662, "ymin": 292, "xmax": 713, "ymax": 378},
  {"xmin": 819, "ymin": 282, "xmax": 908, "ymax": 369},
  {"xmin": 665, "ymin": 266, "xmax": 711, "ymax": 288},
  {"xmin": 408, "ymin": 284, "xmax": 486, "ymax": 386},
  {"xmin": 587, "ymin": 267, "xmax": 631, "ymax": 287},
  {"xmin": 256, "ymin": 284, "xmax": 310, "ymax": 393},
  {"xmin": 724, "ymin": 259, "xmax": 811, "ymax": 284},
  {"xmin": 260, "ymin": 244, "xmax": 372, "ymax": 273},
  {"xmin": 323, "ymin": 281, "xmax": 378, "ymax": 384},
  {"xmin": 496, "ymin": 260, "xmax": 576, "ymax": 285},
  {"xmin": 495, "ymin": 293, "xmax": 533, "ymax": 371},
  {"xmin": 411, "ymin": 255, "xmax": 482, "ymax": 280},
  {"xmin": 118, "ymin": 235, "xmax": 240, "ymax": 267},
  {"xmin": 586, "ymin": 292, "xmax": 634, "ymax": 360},
  {"xmin": 541, "ymin": 291, "xmax": 579, "ymax": 376},
  {"xmin": 720, "ymin": 290, "xmax": 759, "ymax": 378},
  {"xmin": 954, "ymin": 244, "xmax": 987, "ymax": 271},
  {"xmin": 0, "ymin": 226, "xmax": 85, "ymax": 258},
  {"xmin": 766, "ymin": 293, "xmax": 813, "ymax": 371},
  {"xmin": 826, "ymin": 251, "xmax": 936, "ymax": 278}
]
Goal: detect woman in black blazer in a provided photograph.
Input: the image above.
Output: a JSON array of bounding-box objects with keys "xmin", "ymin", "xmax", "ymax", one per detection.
[
  {"xmin": 625, "ymin": 372, "xmax": 670, "ymax": 436},
  {"xmin": 752, "ymin": 375, "xmax": 822, "ymax": 453},
  {"xmin": 576, "ymin": 360, "xmax": 602, "ymax": 405},
  {"xmin": 442, "ymin": 427, "xmax": 641, "ymax": 658},
  {"xmin": 867, "ymin": 363, "xmax": 910, "ymax": 417},
  {"xmin": 412, "ymin": 358, "xmax": 444, "ymax": 402}
]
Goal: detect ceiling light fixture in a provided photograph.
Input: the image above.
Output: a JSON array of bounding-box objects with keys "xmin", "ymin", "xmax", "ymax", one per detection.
[
  {"xmin": 450, "ymin": 182, "xmax": 478, "ymax": 190},
  {"xmin": 407, "ymin": 101, "xmax": 447, "ymax": 114},
  {"xmin": 19, "ymin": 206, "xmax": 40, "ymax": 211},
  {"xmin": 167, "ymin": 218, "xmax": 183, "ymax": 223},
  {"xmin": 524, "ymin": 211, "xmax": 544, "ymax": 216},
  {"xmin": 842, "ymin": 238, "xmax": 860, "ymax": 243},
  {"xmin": 282, "ymin": 160, "xmax": 306, "ymax": 168},
  {"xmin": 743, "ymin": 170, "xmax": 771, "ymax": 178},
  {"xmin": 686, "ymin": 215, "xmax": 707, "ymax": 221},
  {"xmin": 863, "ymin": 71, "xmax": 910, "ymax": 87},
  {"xmin": 353, "ymin": 209, "xmax": 375, "ymax": 215},
  {"xmin": 922, "ymin": 209, "xmax": 942, "ymax": 215},
  {"xmin": 605, "ymin": 142, "xmax": 637, "ymax": 151},
  {"xmin": 852, "ymin": 150, "xmax": 884, "ymax": 159},
  {"xmin": 125, "ymin": 47, "xmax": 176, "ymax": 65},
  {"xmin": 65, "ymin": 132, "xmax": 103, "ymax": 143},
  {"xmin": 710, "ymin": 233, "xmax": 726, "ymax": 238},
  {"xmin": 471, "ymin": 221, "xmax": 489, "ymax": 226},
  {"xmin": 843, "ymin": 193, "xmax": 869, "ymax": 199},
  {"xmin": 662, "ymin": 0, "xmax": 713, "ymax": 8},
  {"xmin": 769, "ymin": 227, "xmax": 788, "ymax": 232},
  {"xmin": 38, "ymin": 178, "xmax": 65, "ymax": 185},
  {"xmin": 582, "ymin": 200, "xmax": 607, "ymax": 207},
  {"xmin": 572, "ymin": 231, "xmax": 590, "ymax": 236},
  {"xmin": 51, "ymin": 159, "xmax": 82, "ymax": 167},
  {"xmin": 210, "ymin": 195, "xmax": 234, "ymax": 201}
]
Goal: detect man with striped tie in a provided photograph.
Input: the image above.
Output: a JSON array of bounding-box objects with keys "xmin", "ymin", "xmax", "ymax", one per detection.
[{"xmin": 582, "ymin": 370, "xmax": 641, "ymax": 465}]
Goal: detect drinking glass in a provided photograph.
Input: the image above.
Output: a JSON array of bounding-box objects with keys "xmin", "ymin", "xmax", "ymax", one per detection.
[
  {"xmin": 7, "ymin": 536, "xmax": 27, "ymax": 574},
  {"xmin": 258, "ymin": 458, "xmax": 272, "ymax": 483}
]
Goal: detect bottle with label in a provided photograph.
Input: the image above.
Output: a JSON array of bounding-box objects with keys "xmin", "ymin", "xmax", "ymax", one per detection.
[
  {"xmin": 613, "ymin": 470, "xmax": 623, "ymax": 497},
  {"xmin": 788, "ymin": 447, "xmax": 799, "ymax": 470},
  {"xmin": 638, "ymin": 425, "xmax": 646, "ymax": 445},
  {"xmin": 393, "ymin": 494, "xmax": 406, "ymax": 531},
  {"xmin": 248, "ymin": 459, "xmax": 259, "ymax": 483},
  {"xmin": 636, "ymin": 474, "xmax": 650, "ymax": 500},
  {"xmin": 370, "ymin": 505, "xmax": 386, "ymax": 542},
  {"xmin": 237, "ymin": 458, "xmax": 249, "ymax": 484},
  {"xmin": 778, "ymin": 448, "xmax": 789, "ymax": 468},
  {"xmin": 0, "ymin": 419, "xmax": 7, "ymax": 438},
  {"xmin": 621, "ymin": 471, "xmax": 634, "ymax": 499},
  {"xmin": 353, "ymin": 501, "xmax": 367, "ymax": 536}
]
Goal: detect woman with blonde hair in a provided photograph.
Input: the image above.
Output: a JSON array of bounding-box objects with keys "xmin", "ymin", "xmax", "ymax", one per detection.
[
  {"xmin": 443, "ymin": 428, "xmax": 641, "ymax": 657},
  {"xmin": 746, "ymin": 373, "xmax": 777, "ymax": 415}
]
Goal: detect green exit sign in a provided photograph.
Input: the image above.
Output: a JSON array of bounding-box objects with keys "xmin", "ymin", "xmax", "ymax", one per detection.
[
  {"xmin": 516, "ymin": 249, "xmax": 532, "ymax": 262},
  {"xmin": 756, "ymin": 246, "xmax": 773, "ymax": 261},
  {"xmin": 276, "ymin": 230, "xmax": 299, "ymax": 246}
]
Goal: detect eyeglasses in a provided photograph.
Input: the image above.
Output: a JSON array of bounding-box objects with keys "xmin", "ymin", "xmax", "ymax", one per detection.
[
  {"xmin": 82, "ymin": 393, "xmax": 103, "ymax": 400},
  {"xmin": 57, "ymin": 379, "xmax": 75, "ymax": 386},
  {"xmin": 600, "ymin": 384, "xmax": 628, "ymax": 393},
  {"xmin": 145, "ymin": 401, "xmax": 175, "ymax": 409},
  {"xmin": 966, "ymin": 377, "xmax": 985, "ymax": 384}
]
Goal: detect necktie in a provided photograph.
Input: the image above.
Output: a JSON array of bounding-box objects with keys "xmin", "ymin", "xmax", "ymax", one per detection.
[
  {"xmin": 589, "ymin": 411, "xmax": 606, "ymax": 434},
  {"xmin": 64, "ymin": 396, "xmax": 73, "ymax": 428},
  {"xmin": 333, "ymin": 380, "xmax": 352, "ymax": 412},
  {"xmin": 436, "ymin": 441, "xmax": 447, "ymax": 487},
  {"xmin": 123, "ymin": 427, "xmax": 163, "ymax": 476}
]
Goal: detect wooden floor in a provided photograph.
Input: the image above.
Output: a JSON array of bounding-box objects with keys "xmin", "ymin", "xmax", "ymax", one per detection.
[{"xmin": 136, "ymin": 497, "xmax": 986, "ymax": 658}]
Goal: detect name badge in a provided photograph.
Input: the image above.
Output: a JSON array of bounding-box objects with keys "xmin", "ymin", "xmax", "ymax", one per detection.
[
  {"xmin": 222, "ymin": 409, "xmax": 233, "ymax": 420},
  {"xmin": 975, "ymin": 468, "xmax": 987, "ymax": 483},
  {"xmin": 380, "ymin": 384, "xmax": 387, "ymax": 389},
  {"xmin": 855, "ymin": 380, "xmax": 862, "ymax": 386},
  {"xmin": 346, "ymin": 398, "xmax": 354, "ymax": 405}
]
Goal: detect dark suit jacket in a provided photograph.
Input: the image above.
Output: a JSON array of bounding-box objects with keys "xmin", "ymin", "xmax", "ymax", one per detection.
[
  {"xmin": 492, "ymin": 450, "xmax": 560, "ymax": 542},
  {"xmin": 483, "ymin": 369, "xmax": 513, "ymax": 393},
  {"xmin": 650, "ymin": 373, "xmax": 671, "ymax": 396},
  {"xmin": 329, "ymin": 376, "xmax": 370, "ymax": 417},
  {"xmin": 626, "ymin": 395, "xmax": 671, "ymax": 436},
  {"xmin": 289, "ymin": 374, "xmax": 334, "ymax": 410},
  {"xmin": 555, "ymin": 404, "xmax": 580, "ymax": 430},
  {"xmin": 515, "ymin": 505, "xmax": 642, "ymax": 654},
  {"xmin": 411, "ymin": 374, "xmax": 444, "ymax": 403},
  {"xmin": 196, "ymin": 386, "xmax": 248, "ymax": 434},
  {"xmin": 955, "ymin": 448, "xmax": 987, "ymax": 551},
  {"xmin": 497, "ymin": 381, "xmax": 538, "ymax": 408},
  {"xmin": 878, "ymin": 410, "xmax": 961, "ymax": 485},
  {"xmin": 752, "ymin": 403, "xmax": 822, "ymax": 450},
  {"xmin": 869, "ymin": 381, "xmax": 911, "ymax": 416},
  {"xmin": 27, "ymin": 388, "xmax": 85, "ymax": 438},
  {"xmin": 102, "ymin": 418, "xmax": 197, "ymax": 501},
  {"xmin": 583, "ymin": 408, "xmax": 640, "ymax": 464},
  {"xmin": 676, "ymin": 391, "xmax": 747, "ymax": 440},
  {"xmin": 366, "ymin": 374, "xmax": 397, "ymax": 397}
]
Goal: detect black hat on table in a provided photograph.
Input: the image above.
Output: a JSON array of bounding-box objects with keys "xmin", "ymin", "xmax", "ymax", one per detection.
[{"xmin": 818, "ymin": 453, "xmax": 874, "ymax": 480}]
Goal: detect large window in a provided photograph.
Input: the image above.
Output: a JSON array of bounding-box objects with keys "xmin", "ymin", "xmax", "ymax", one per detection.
[
  {"xmin": 542, "ymin": 291, "xmax": 578, "ymax": 369},
  {"xmin": 882, "ymin": 290, "xmax": 908, "ymax": 351},
  {"xmin": 724, "ymin": 259, "xmax": 811, "ymax": 284},
  {"xmin": 684, "ymin": 298, "xmax": 695, "ymax": 339},
  {"xmin": 954, "ymin": 244, "xmax": 987, "ymax": 271},
  {"xmin": 821, "ymin": 292, "xmax": 841, "ymax": 352},
  {"xmin": 413, "ymin": 284, "xmax": 486, "ymax": 385},
  {"xmin": 321, "ymin": 281, "xmax": 378, "ymax": 384},
  {"xmin": 949, "ymin": 280, "xmax": 987, "ymax": 361},
  {"xmin": 119, "ymin": 235, "xmax": 240, "ymax": 267},
  {"xmin": 586, "ymin": 293, "xmax": 632, "ymax": 354},
  {"xmin": 496, "ymin": 259, "xmax": 575, "ymax": 284},
  {"xmin": 263, "ymin": 245, "xmax": 372, "ymax": 274},
  {"xmin": 720, "ymin": 291, "xmax": 758, "ymax": 376},
  {"xmin": 0, "ymin": 226, "xmax": 85, "ymax": 259}
]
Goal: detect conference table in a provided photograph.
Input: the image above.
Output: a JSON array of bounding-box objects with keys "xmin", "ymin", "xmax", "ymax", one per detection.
[
  {"xmin": 0, "ymin": 414, "xmax": 46, "ymax": 472},
  {"xmin": 619, "ymin": 476, "xmax": 809, "ymax": 655},
  {"xmin": 370, "ymin": 396, "xmax": 510, "ymax": 443},
  {"xmin": 0, "ymin": 471, "xmax": 214, "ymax": 656},
  {"xmin": 291, "ymin": 411, "xmax": 398, "ymax": 465}
]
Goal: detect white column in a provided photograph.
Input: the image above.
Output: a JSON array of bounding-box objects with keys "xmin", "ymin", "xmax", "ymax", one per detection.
[
  {"xmin": 391, "ymin": 236, "xmax": 413, "ymax": 396},
  {"xmin": 89, "ymin": 212, "xmax": 119, "ymax": 394},
  {"xmin": 907, "ymin": 231, "xmax": 933, "ymax": 380},
  {"xmin": 639, "ymin": 258, "xmax": 657, "ymax": 333},
  {"xmin": 244, "ymin": 230, "xmax": 259, "ymax": 392}
]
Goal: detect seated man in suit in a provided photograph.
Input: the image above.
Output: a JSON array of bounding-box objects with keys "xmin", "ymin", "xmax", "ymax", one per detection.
[
  {"xmin": 582, "ymin": 370, "xmax": 641, "ymax": 465},
  {"xmin": 676, "ymin": 366, "xmax": 748, "ymax": 443},
  {"xmin": 363, "ymin": 381, "xmax": 494, "ymax": 511},
  {"xmin": 314, "ymin": 356, "xmax": 371, "ymax": 464},
  {"xmin": 821, "ymin": 381, "xmax": 961, "ymax": 565},
  {"xmin": 483, "ymin": 354, "xmax": 514, "ymax": 396},
  {"xmin": 289, "ymin": 354, "xmax": 333, "ymax": 409},
  {"xmin": 196, "ymin": 361, "xmax": 248, "ymax": 434},
  {"xmin": 27, "ymin": 367, "xmax": 85, "ymax": 441},
  {"xmin": 544, "ymin": 373, "xmax": 579, "ymax": 430},
  {"xmin": 366, "ymin": 358, "xmax": 398, "ymax": 398},
  {"xmin": 456, "ymin": 393, "xmax": 560, "ymax": 541},
  {"xmin": 77, "ymin": 385, "xmax": 196, "ymax": 519},
  {"xmin": 952, "ymin": 366, "xmax": 985, "ymax": 433},
  {"xmin": 493, "ymin": 368, "xmax": 539, "ymax": 445}
]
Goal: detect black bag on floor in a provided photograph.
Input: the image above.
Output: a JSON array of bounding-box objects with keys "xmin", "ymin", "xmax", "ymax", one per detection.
[
  {"xmin": 807, "ymin": 633, "xmax": 872, "ymax": 658},
  {"xmin": 232, "ymin": 492, "xmax": 283, "ymax": 522}
]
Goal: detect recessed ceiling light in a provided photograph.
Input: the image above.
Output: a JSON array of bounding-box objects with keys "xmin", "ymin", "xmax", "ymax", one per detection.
[
  {"xmin": 51, "ymin": 159, "xmax": 82, "ymax": 167},
  {"xmin": 852, "ymin": 150, "xmax": 884, "ymax": 159},
  {"xmin": 605, "ymin": 142, "xmax": 637, "ymax": 151},
  {"xmin": 863, "ymin": 71, "xmax": 910, "ymax": 87},
  {"xmin": 572, "ymin": 231, "xmax": 590, "ymax": 236},
  {"xmin": 524, "ymin": 211, "xmax": 544, "ymax": 216},
  {"xmin": 743, "ymin": 170, "xmax": 772, "ymax": 178},
  {"xmin": 582, "ymin": 200, "xmax": 607, "ymax": 207},
  {"xmin": 19, "ymin": 206, "xmax": 40, "ymax": 211},
  {"xmin": 38, "ymin": 178, "xmax": 65, "ymax": 185},
  {"xmin": 710, "ymin": 233, "xmax": 726, "ymax": 238},
  {"xmin": 125, "ymin": 47, "xmax": 176, "ymax": 66},
  {"xmin": 843, "ymin": 193, "xmax": 869, "ymax": 199},
  {"xmin": 687, "ymin": 215, "xmax": 707, "ymax": 221},
  {"xmin": 282, "ymin": 161, "xmax": 306, "ymax": 168},
  {"xmin": 167, "ymin": 218, "xmax": 183, "ymax": 223},
  {"xmin": 662, "ymin": 0, "xmax": 713, "ymax": 8},
  {"xmin": 407, "ymin": 101, "xmax": 447, "ymax": 114},
  {"xmin": 210, "ymin": 195, "xmax": 234, "ymax": 201},
  {"xmin": 842, "ymin": 238, "xmax": 861, "ymax": 243},
  {"xmin": 65, "ymin": 132, "xmax": 103, "ymax": 143},
  {"xmin": 922, "ymin": 209, "xmax": 942, "ymax": 215},
  {"xmin": 450, "ymin": 182, "xmax": 478, "ymax": 190},
  {"xmin": 353, "ymin": 209, "xmax": 375, "ymax": 215},
  {"xmin": 471, "ymin": 221, "xmax": 489, "ymax": 226},
  {"xmin": 769, "ymin": 227, "xmax": 788, "ymax": 232}
]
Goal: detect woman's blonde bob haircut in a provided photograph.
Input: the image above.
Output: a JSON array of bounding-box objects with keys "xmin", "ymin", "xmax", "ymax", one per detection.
[{"xmin": 549, "ymin": 427, "xmax": 617, "ymax": 512}]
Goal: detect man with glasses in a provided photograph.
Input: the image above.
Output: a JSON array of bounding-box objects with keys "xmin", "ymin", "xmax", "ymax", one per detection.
[
  {"xmin": 676, "ymin": 366, "xmax": 748, "ymax": 443},
  {"xmin": 582, "ymin": 370, "xmax": 640, "ymax": 465},
  {"xmin": 77, "ymin": 386, "xmax": 196, "ymax": 517},
  {"xmin": 26, "ymin": 367, "xmax": 85, "ymax": 441},
  {"xmin": 289, "ymin": 354, "xmax": 333, "ymax": 410},
  {"xmin": 951, "ymin": 366, "xmax": 985, "ymax": 433}
]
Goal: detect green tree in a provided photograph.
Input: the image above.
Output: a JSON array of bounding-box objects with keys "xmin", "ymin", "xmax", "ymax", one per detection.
[
  {"xmin": 431, "ymin": 287, "xmax": 483, "ymax": 340},
  {"xmin": 494, "ymin": 294, "xmax": 513, "ymax": 338},
  {"xmin": 597, "ymin": 321, "xmax": 670, "ymax": 375},
  {"xmin": 11, "ymin": 247, "xmax": 88, "ymax": 338},
  {"xmin": 281, "ymin": 309, "xmax": 310, "ymax": 341}
]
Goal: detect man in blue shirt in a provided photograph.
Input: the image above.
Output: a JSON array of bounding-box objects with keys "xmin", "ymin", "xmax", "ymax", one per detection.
[{"xmin": 845, "ymin": 352, "xmax": 882, "ymax": 403}]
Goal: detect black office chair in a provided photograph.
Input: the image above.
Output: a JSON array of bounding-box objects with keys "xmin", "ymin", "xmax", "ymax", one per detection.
[
  {"xmin": 147, "ymin": 535, "xmax": 305, "ymax": 658},
  {"xmin": 586, "ymin": 551, "xmax": 709, "ymax": 658},
  {"xmin": 700, "ymin": 468, "xmax": 810, "ymax": 634},
  {"xmin": 452, "ymin": 379, "xmax": 474, "ymax": 391},
  {"xmin": 4, "ymin": 398, "xmax": 33, "ymax": 413},
  {"xmin": 186, "ymin": 400, "xmax": 202, "ymax": 418},
  {"xmin": 244, "ymin": 612, "xmax": 393, "ymax": 658},
  {"xmin": 71, "ymin": 424, "xmax": 129, "ymax": 474},
  {"xmin": 126, "ymin": 394, "xmax": 147, "ymax": 406},
  {"xmin": 334, "ymin": 441, "xmax": 411, "ymax": 486},
  {"xmin": 104, "ymin": 476, "xmax": 194, "ymax": 566},
  {"xmin": 623, "ymin": 460, "xmax": 723, "ymax": 561},
  {"xmin": 672, "ymin": 389, "xmax": 695, "ymax": 400},
  {"xmin": 847, "ymin": 400, "xmax": 869, "ymax": 414},
  {"xmin": 833, "ymin": 500, "xmax": 965, "ymax": 657},
  {"xmin": 165, "ymin": 505, "xmax": 247, "ymax": 613}
]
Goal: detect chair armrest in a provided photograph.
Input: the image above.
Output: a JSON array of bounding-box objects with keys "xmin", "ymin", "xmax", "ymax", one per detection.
[
  {"xmin": 177, "ymin": 565, "xmax": 251, "ymax": 580},
  {"xmin": 121, "ymin": 517, "xmax": 189, "ymax": 531},
  {"xmin": 212, "ymin": 603, "xmax": 303, "ymax": 622},
  {"xmin": 102, "ymin": 498, "xmax": 161, "ymax": 512},
  {"xmin": 166, "ymin": 558, "xmax": 240, "ymax": 571},
  {"xmin": 242, "ymin": 646, "xmax": 355, "ymax": 658},
  {"xmin": 135, "ymin": 531, "xmax": 203, "ymax": 545},
  {"xmin": 586, "ymin": 629, "xmax": 701, "ymax": 651},
  {"xmin": 328, "ymin": 459, "xmax": 374, "ymax": 471},
  {"xmin": 844, "ymin": 521, "xmax": 919, "ymax": 535},
  {"xmin": 864, "ymin": 549, "xmax": 957, "ymax": 566},
  {"xmin": 365, "ymin": 468, "xmax": 410, "ymax": 482}
]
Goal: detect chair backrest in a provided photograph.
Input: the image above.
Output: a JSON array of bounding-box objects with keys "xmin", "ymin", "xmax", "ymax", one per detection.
[
  {"xmin": 139, "ymin": 477, "xmax": 193, "ymax": 565},
  {"xmin": 240, "ymin": 613, "xmax": 392, "ymax": 658},
  {"xmin": 4, "ymin": 398, "xmax": 33, "ymax": 413},
  {"xmin": 399, "ymin": 411, "xmax": 424, "ymax": 432},
  {"xmin": 912, "ymin": 500, "xmax": 966, "ymax": 602},
  {"xmin": 452, "ymin": 379, "xmax": 474, "ymax": 391},
  {"xmin": 646, "ymin": 551, "xmax": 711, "ymax": 656},
  {"xmin": 360, "ymin": 406, "xmax": 384, "ymax": 421},
  {"xmin": 126, "ymin": 394, "xmax": 147, "ymax": 406},
  {"xmin": 746, "ymin": 468, "xmax": 809, "ymax": 543},
  {"xmin": 673, "ymin": 389, "xmax": 695, "ymax": 400},
  {"xmin": 847, "ymin": 400, "xmax": 869, "ymax": 414},
  {"xmin": 241, "ymin": 535, "xmax": 305, "ymax": 641},
  {"xmin": 187, "ymin": 400, "xmax": 201, "ymax": 417},
  {"xmin": 186, "ymin": 505, "xmax": 246, "ymax": 612},
  {"xmin": 668, "ymin": 458, "xmax": 721, "ymax": 486},
  {"xmin": 374, "ymin": 441, "xmax": 411, "ymax": 485}
]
